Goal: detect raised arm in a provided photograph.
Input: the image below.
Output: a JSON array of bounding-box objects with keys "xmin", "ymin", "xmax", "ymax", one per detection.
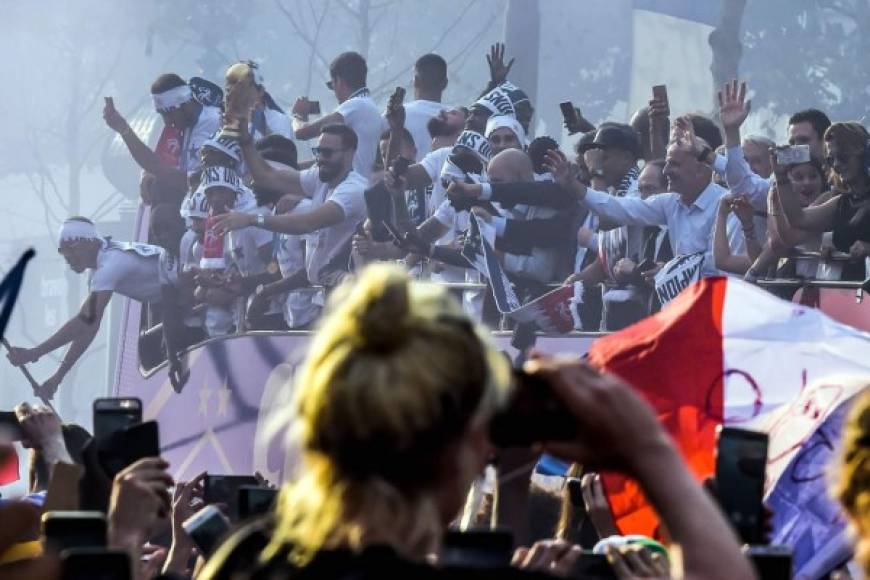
[
  {"xmin": 772, "ymin": 149, "xmax": 838, "ymax": 233},
  {"xmin": 713, "ymin": 198, "xmax": 752, "ymax": 275},
  {"xmin": 291, "ymin": 97, "xmax": 344, "ymax": 141},
  {"xmin": 103, "ymin": 97, "xmax": 182, "ymax": 180},
  {"xmin": 239, "ymin": 126, "xmax": 304, "ymax": 196},
  {"xmin": 536, "ymin": 359, "xmax": 755, "ymax": 580}
]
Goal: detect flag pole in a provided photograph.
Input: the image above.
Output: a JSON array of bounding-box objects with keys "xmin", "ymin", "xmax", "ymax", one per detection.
[{"xmin": 1, "ymin": 338, "xmax": 56, "ymax": 412}]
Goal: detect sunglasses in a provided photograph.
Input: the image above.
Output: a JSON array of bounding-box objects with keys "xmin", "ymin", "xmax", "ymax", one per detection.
[
  {"xmin": 825, "ymin": 152, "xmax": 858, "ymax": 166},
  {"xmin": 312, "ymin": 146, "xmax": 346, "ymax": 159},
  {"xmin": 326, "ymin": 80, "xmax": 334, "ymax": 91}
]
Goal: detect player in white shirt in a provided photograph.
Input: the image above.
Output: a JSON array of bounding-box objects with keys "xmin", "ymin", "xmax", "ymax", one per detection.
[
  {"xmin": 398, "ymin": 54, "xmax": 450, "ymax": 161},
  {"xmin": 289, "ymin": 52, "xmax": 382, "ymax": 179},
  {"xmin": 215, "ymin": 124, "xmax": 367, "ymax": 289},
  {"xmin": 6, "ymin": 218, "xmax": 164, "ymax": 399},
  {"xmin": 102, "ymin": 73, "xmax": 221, "ymax": 201}
]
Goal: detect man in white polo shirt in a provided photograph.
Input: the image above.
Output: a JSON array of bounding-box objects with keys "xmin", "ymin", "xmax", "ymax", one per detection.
[{"xmin": 6, "ymin": 218, "xmax": 163, "ymax": 399}]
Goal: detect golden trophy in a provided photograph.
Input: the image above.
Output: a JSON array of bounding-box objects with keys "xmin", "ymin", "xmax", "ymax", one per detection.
[{"xmin": 222, "ymin": 62, "xmax": 258, "ymax": 138}]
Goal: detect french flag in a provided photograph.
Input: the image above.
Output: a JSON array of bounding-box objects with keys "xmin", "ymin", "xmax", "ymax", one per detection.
[{"xmin": 589, "ymin": 277, "xmax": 868, "ymax": 576}]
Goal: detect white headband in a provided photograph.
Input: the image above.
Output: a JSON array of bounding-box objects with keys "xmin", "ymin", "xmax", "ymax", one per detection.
[
  {"xmin": 200, "ymin": 165, "xmax": 242, "ymax": 194},
  {"xmin": 58, "ymin": 219, "xmax": 99, "ymax": 248},
  {"xmin": 475, "ymin": 87, "xmax": 516, "ymax": 118},
  {"xmin": 152, "ymin": 85, "xmax": 193, "ymax": 113},
  {"xmin": 485, "ymin": 115, "xmax": 526, "ymax": 145},
  {"xmin": 203, "ymin": 134, "xmax": 242, "ymax": 164},
  {"xmin": 455, "ymin": 130, "xmax": 493, "ymax": 163},
  {"xmin": 439, "ymin": 157, "xmax": 486, "ymax": 185}
]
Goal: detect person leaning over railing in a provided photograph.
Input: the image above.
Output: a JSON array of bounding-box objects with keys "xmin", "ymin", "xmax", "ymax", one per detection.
[
  {"xmin": 774, "ymin": 122, "xmax": 870, "ymax": 281},
  {"xmin": 199, "ymin": 263, "xmax": 754, "ymax": 579}
]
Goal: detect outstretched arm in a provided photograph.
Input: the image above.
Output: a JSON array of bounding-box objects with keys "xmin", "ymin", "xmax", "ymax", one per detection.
[{"xmin": 103, "ymin": 97, "xmax": 182, "ymax": 181}]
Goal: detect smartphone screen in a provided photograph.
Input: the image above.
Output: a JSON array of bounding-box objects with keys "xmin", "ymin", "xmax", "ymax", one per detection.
[
  {"xmin": 93, "ymin": 398, "xmax": 142, "ymax": 443},
  {"xmin": 42, "ymin": 511, "xmax": 107, "ymax": 553},
  {"xmin": 652, "ymin": 84, "xmax": 668, "ymax": 104},
  {"xmin": 716, "ymin": 427, "xmax": 768, "ymax": 544},
  {"xmin": 61, "ymin": 548, "xmax": 131, "ymax": 580},
  {"xmin": 309, "ymin": 100, "xmax": 321, "ymax": 115},
  {"xmin": 238, "ymin": 486, "xmax": 278, "ymax": 519},
  {"xmin": 364, "ymin": 183, "xmax": 393, "ymax": 243},
  {"xmin": 746, "ymin": 545, "xmax": 792, "ymax": 580}
]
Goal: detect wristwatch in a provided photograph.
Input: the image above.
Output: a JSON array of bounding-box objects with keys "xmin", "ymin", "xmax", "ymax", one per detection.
[{"xmin": 256, "ymin": 213, "xmax": 266, "ymax": 227}]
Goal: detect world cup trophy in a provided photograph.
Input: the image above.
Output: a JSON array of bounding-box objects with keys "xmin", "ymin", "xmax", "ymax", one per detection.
[{"xmin": 222, "ymin": 62, "xmax": 258, "ymax": 138}]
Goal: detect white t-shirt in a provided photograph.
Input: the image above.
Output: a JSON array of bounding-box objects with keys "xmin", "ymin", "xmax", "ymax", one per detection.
[
  {"xmin": 299, "ymin": 167, "xmax": 368, "ymax": 284},
  {"xmin": 251, "ymin": 107, "xmax": 294, "ymax": 141},
  {"xmin": 420, "ymin": 146, "xmax": 452, "ymax": 220},
  {"xmin": 335, "ymin": 89, "xmax": 383, "ymax": 179},
  {"xmin": 89, "ymin": 240, "xmax": 163, "ymax": 303},
  {"xmin": 400, "ymin": 99, "xmax": 447, "ymax": 161},
  {"xmin": 181, "ymin": 105, "xmax": 221, "ymax": 175},
  {"xmin": 276, "ymin": 199, "xmax": 322, "ymax": 328},
  {"xmin": 226, "ymin": 206, "xmax": 274, "ymax": 277}
]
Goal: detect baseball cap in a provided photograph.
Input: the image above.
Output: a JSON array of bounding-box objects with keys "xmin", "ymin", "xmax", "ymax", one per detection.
[{"xmin": 577, "ymin": 124, "xmax": 641, "ymax": 158}]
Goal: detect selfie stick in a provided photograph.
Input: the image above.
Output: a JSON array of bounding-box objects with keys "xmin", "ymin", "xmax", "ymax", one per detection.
[{"xmin": 1, "ymin": 338, "xmax": 56, "ymax": 411}]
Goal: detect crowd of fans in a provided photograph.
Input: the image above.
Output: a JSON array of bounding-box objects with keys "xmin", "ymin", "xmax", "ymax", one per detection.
[
  {"xmin": 5, "ymin": 44, "xmax": 869, "ymax": 393},
  {"xmin": 1, "ymin": 41, "xmax": 869, "ymax": 579},
  {"xmin": 1, "ymin": 266, "xmax": 869, "ymax": 579}
]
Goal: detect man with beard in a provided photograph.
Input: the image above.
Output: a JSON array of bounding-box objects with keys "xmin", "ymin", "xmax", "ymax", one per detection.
[{"xmin": 213, "ymin": 123, "xmax": 366, "ymax": 287}]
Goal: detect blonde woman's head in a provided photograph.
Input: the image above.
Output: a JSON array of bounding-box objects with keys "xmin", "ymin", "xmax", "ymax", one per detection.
[
  {"xmin": 269, "ymin": 264, "xmax": 512, "ymax": 564},
  {"xmin": 833, "ymin": 387, "xmax": 870, "ymax": 575}
]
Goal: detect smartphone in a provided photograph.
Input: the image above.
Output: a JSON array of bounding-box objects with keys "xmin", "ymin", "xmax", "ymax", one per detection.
[
  {"xmin": 308, "ymin": 100, "xmax": 321, "ymax": 115},
  {"xmin": 489, "ymin": 370, "xmax": 578, "ymax": 448},
  {"xmin": 42, "ymin": 511, "xmax": 107, "ymax": 553},
  {"xmin": 652, "ymin": 84, "xmax": 669, "ymax": 105},
  {"xmin": 440, "ymin": 530, "xmax": 513, "ymax": 569},
  {"xmin": 204, "ymin": 474, "xmax": 259, "ymax": 520},
  {"xmin": 61, "ymin": 548, "xmax": 131, "ymax": 580},
  {"xmin": 238, "ymin": 485, "xmax": 279, "ymax": 519},
  {"xmin": 182, "ymin": 504, "xmax": 231, "ymax": 557},
  {"xmin": 120, "ymin": 421, "xmax": 160, "ymax": 464},
  {"xmin": 93, "ymin": 398, "xmax": 142, "ymax": 443},
  {"xmin": 559, "ymin": 101, "xmax": 581, "ymax": 134},
  {"xmin": 775, "ymin": 144, "xmax": 811, "ymax": 166},
  {"xmin": 745, "ymin": 545, "xmax": 792, "ymax": 580},
  {"xmin": 0, "ymin": 410, "xmax": 23, "ymax": 441},
  {"xmin": 716, "ymin": 427, "xmax": 769, "ymax": 545},
  {"xmin": 364, "ymin": 182, "xmax": 394, "ymax": 243},
  {"xmin": 572, "ymin": 552, "xmax": 619, "ymax": 579}
]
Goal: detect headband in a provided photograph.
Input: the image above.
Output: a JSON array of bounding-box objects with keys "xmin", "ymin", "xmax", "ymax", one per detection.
[
  {"xmin": 474, "ymin": 87, "xmax": 516, "ymax": 118},
  {"xmin": 439, "ymin": 156, "xmax": 485, "ymax": 185},
  {"xmin": 200, "ymin": 165, "xmax": 242, "ymax": 195},
  {"xmin": 202, "ymin": 133, "xmax": 242, "ymax": 165},
  {"xmin": 152, "ymin": 85, "xmax": 193, "ymax": 113},
  {"xmin": 58, "ymin": 219, "xmax": 99, "ymax": 248},
  {"xmin": 454, "ymin": 130, "xmax": 493, "ymax": 163},
  {"xmin": 485, "ymin": 115, "xmax": 526, "ymax": 145}
]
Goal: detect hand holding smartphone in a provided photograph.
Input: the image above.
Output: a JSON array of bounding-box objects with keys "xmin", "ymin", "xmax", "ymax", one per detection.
[{"xmin": 715, "ymin": 427, "xmax": 769, "ymax": 545}]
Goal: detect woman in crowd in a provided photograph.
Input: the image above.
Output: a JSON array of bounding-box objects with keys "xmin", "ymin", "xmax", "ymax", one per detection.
[
  {"xmin": 775, "ymin": 122, "xmax": 870, "ymax": 280},
  {"xmin": 201, "ymin": 263, "xmax": 753, "ymax": 579}
]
